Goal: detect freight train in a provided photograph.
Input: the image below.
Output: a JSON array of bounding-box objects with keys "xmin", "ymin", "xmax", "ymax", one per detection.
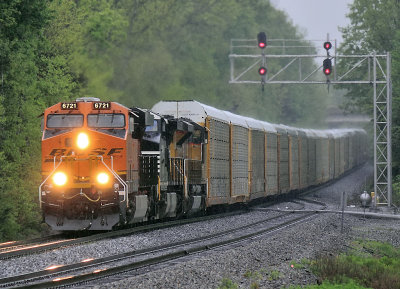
[{"xmin": 39, "ymin": 98, "xmax": 367, "ymax": 231}]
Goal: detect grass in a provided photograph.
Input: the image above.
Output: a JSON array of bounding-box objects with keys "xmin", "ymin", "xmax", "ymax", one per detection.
[
  {"xmin": 268, "ymin": 270, "xmax": 280, "ymax": 280},
  {"xmin": 244, "ymin": 270, "xmax": 262, "ymax": 280},
  {"xmin": 290, "ymin": 259, "xmax": 306, "ymax": 269},
  {"xmin": 218, "ymin": 268, "xmax": 281, "ymax": 289},
  {"xmin": 289, "ymin": 280, "xmax": 370, "ymax": 289},
  {"xmin": 218, "ymin": 240, "xmax": 399, "ymax": 289},
  {"xmin": 243, "ymin": 270, "xmax": 262, "ymax": 289},
  {"xmin": 217, "ymin": 278, "xmax": 239, "ymax": 289},
  {"xmin": 310, "ymin": 240, "xmax": 400, "ymax": 289}
]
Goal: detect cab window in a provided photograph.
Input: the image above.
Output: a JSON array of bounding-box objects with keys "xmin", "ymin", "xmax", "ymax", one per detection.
[
  {"xmin": 47, "ymin": 114, "xmax": 83, "ymax": 128},
  {"xmin": 87, "ymin": 114, "xmax": 125, "ymax": 128},
  {"xmin": 145, "ymin": 120, "xmax": 159, "ymax": 132},
  {"xmin": 191, "ymin": 129, "xmax": 203, "ymax": 144}
]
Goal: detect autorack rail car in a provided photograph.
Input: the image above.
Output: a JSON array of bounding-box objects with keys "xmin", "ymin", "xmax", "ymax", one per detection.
[
  {"xmin": 39, "ymin": 98, "xmax": 367, "ymax": 231},
  {"xmin": 151, "ymin": 100, "xmax": 367, "ymax": 207}
]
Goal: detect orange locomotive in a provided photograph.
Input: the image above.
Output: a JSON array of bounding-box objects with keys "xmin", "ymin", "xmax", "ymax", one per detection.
[
  {"xmin": 40, "ymin": 97, "xmax": 147, "ymax": 230},
  {"xmin": 39, "ymin": 97, "xmax": 207, "ymax": 231}
]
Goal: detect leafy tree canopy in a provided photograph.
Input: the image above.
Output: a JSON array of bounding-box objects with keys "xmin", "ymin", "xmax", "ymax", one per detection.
[
  {"xmin": 0, "ymin": 0, "xmax": 331, "ymax": 240},
  {"xmin": 340, "ymin": 0, "xmax": 400, "ymax": 174}
]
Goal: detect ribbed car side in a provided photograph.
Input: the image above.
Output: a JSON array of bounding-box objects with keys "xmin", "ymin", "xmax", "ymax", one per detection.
[{"xmin": 152, "ymin": 100, "xmax": 368, "ymax": 206}]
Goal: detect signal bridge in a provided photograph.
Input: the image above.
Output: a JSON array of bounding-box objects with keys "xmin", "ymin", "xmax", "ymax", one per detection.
[{"xmin": 229, "ymin": 35, "xmax": 392, "ymax": 207}]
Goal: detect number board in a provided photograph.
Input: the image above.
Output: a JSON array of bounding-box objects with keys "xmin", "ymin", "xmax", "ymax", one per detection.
[
  {"xmin": 61, "ymin": 102, "xmax": 78, "ymax": 110},
  {"xmin": 93, "ymin": 102, "xmax": 111, "ymax": 110}
]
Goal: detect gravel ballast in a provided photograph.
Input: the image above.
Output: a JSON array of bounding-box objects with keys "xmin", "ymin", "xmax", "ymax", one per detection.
[
  {"xmin": 93, "ymin": 164, "xmax": 400, "ymax": 288},
  {"xmin": 2, "ymin": 164, "xmax": 399, "ymax": 289}
]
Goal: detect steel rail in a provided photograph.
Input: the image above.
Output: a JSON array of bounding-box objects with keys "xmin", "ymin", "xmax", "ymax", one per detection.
[
  {"xmin": 3, "ymin": 208, "xmax": 317, "ymax": 288},
  {"xmin": 0, "ymin": 234, "xmax": 64, "ymax": 251},
  {"xmin": 0, "ymin": 210, "xmax": 248, "ymax": 260},
  {"xmin": 1, "ymin": 165, "xmax": 353, "ymax": 260}
]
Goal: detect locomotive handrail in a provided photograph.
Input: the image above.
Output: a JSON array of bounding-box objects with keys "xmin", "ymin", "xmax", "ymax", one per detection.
[
  {"xmin": 39, "ymin": 155, "xmax": 129, "ymax": 208},
  {"xmin": 38, "ymin": 156, "xmax": 66, "ymax": 209},
  {"xmin": 169, "ymin": 157, "xmax": 185, "ymax": 186},
  {"xmin": 98, "ymin": 155, "xmax": 128, "ymax": 206},
  {"xmin": 171, "ymin": 158, "xmax": 184, "ymax": 175}
]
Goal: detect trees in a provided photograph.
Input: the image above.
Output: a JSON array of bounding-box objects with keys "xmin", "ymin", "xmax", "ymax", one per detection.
[
  {"xmin": 49, "ymin": 0, "xmax": 328, "ymax": 126},
  {"xmin": 340, "ymin": 0, "xmax": 400, "ymax": 175},
  {"xmin": 0, "ymin": 0, "xmax": 75, "ymax": 240},
  {"xmin": 0, "ymin": 0, "xmax": 332, "ymax": 240}
]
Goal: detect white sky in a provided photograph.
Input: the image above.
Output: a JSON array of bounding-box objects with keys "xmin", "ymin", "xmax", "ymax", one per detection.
[{"xmin": 271, "ymin": 0, "xmax": 353, "ymax": 46}]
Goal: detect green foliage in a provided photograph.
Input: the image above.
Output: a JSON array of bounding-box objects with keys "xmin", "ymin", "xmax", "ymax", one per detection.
[
  {"xmin": 244, "ymin": 270, "xmax": 262, "ymax": 280},
  {"xmin": 46, "ymin": 0, "xmax": 328, "ymax": 126},
  {"xmin": 0, "ymin": 0, "xmax": 76, "ymax": 241},
  {"xmin": 250, "ymin": 282, "xmax": 260, "ymax": 289},
  {"xmin": 268, "ymin": 270, "xmax": 280, "ymax": 281},
  {"xmin": 290, "ymin": 260, "xmax": 305, "ymax": 269},
  {"xmin": 0, "ymin": 0, "xmax": 333, "ymax": 241},
  {"xmin": 340, "ymin": 0, "xmax": 400, "ymax": 174},
  {"xmin": 243, "ymin": 269, "xmax": 263, "ymax": 289},
  {"xmin": 311, "ymin": 240, "xmax": 400, "ymax": 289},
  {"xmin": 392, "ymin": 175, "xmax": 400, "ymax": 206},
  {"xmin": 289, "ymin": 280, "xmax": 369, "ymax": 289},
  {"xmin": 218, "ymin": 278, "xmax": 239, "ymax": 289}
]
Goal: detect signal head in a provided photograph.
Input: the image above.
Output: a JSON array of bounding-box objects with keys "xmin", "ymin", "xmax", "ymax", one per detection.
[
  {"xmin": 324, "ymin": 68, "xmax": 332, "ymax": 75},
  {"xmin": 257, "ymin": 32, "xmax": 267, "ymax": 49},
  {"xmin": 323, "ymin": 41, "xmax": 332, "ymax": 51},
  {"xmin": 323, "ymin": 58, "xmax": 332, "ymax": 75},
  {"xmin": 258, "ymin": 67, "xmax": 267, "ymax": 76}
]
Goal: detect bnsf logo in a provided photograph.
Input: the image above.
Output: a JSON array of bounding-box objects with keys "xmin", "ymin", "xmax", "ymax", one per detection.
[{"xmin": 45, "ymin": 148, "xmax": 123, "ymax": 161}]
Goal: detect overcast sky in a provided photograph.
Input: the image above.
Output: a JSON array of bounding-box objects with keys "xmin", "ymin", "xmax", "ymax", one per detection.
[{"xmin": 271, "ymin": 0, "xmax": 354, "ymax": 46}]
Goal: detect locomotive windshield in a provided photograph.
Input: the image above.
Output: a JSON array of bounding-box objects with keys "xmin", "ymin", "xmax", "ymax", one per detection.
[
  {"xmin": 47, "ymin": 114, "xmax": 83, "ymax": 128},
  {"xmin": 88, "ymin": 114, "xmax": 125, "ymax": 128}
]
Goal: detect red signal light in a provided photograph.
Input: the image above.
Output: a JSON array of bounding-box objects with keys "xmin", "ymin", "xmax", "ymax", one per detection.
[
  {"xmin": 258, "ymin": 67, "xmax": 267, "ymax": 75},
  {"xmin": 323, "ymin": 58, "xmax": 332, "ymax": 75},
  {"xmin": 257, "ymin": 32, "xmax": 267, "ymax": 49},
  {"xmin": 324, "ymin": 68, "xmax": 331, "ymax": 75},
  {"xmin": 323, "ymin": 41, "xmax": 332, "ymax": 51}
]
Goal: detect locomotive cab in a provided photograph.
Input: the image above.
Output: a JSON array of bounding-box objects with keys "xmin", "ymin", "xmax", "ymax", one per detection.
[
  {"xmin": 39, "ymin": 98, "xmax": 147, "ymax": 230},
  {"xmin": 138, "ymin": 113, "xmax": 208, "ymax": 219}
]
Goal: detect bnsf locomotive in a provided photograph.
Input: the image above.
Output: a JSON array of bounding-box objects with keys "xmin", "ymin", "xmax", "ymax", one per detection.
[{"xmin": 39, "ymin": 98, "xmax": 367, "ymax": 231}]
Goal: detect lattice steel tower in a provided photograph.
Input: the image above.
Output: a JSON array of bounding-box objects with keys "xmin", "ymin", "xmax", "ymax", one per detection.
[{"xmin": 229, "ymin": 37, "xmax": 392, "ymax": 206}]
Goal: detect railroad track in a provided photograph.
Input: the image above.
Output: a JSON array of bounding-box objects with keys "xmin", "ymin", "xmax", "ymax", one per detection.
[
  {"xmin": 0, "ymin": 209, "xmax": 252, "ymax": 260},
  {"xmin": 0, "ymin": 199, "xmax": 325, "ymax": 288},
  {"xmin": 0, "ymin": 191, "xmax": 308, "ymax": 260},
  {"xmin": 0, "ymin": 235, "xmax": 65, "ymax": 254},
  {"xmin": 0, "ymin": 172, "xmax": 338, "ymax": 261}
]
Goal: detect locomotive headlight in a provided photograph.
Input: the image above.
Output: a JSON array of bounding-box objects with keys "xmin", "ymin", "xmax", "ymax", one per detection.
[
  {"xmin": 53, "ymin": 172, "xmax": 67, "ymax": 186},
  {"xmin": 77, "ymin": 132, "xmax": 89, "ymax": 149},
  {"xmin": 97, "ymin": 173, "xmax": 109, "ymax": 185}
]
